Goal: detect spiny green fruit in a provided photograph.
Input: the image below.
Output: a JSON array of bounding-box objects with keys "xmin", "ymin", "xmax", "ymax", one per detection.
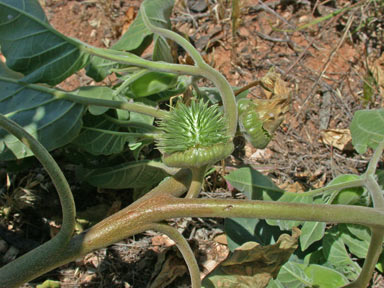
[{"xmin": 156, "ymin": 100, "xmax": 233, "ymax": 168}]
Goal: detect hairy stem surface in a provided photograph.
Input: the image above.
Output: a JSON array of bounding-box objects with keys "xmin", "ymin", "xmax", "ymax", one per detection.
[{"xmin": 0, "ymin": 115, "xmax": 76, "ymax": 288}]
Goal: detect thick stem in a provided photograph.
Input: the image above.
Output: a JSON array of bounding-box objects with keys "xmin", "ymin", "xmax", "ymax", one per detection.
[
  {"xmin": 344, "ymin": 142, "xmax": 384, "ymax": 287},
  {"xmin": 185, "ymin": 166, "xmax": 207, "ymax": 198},
  {"xmin": 82, "ymin": 46, "xmax": 203, "ymax": 77},
  {"xmin": 0, "ymin": 170, "xmax": 191, "ymax": 288},
  {"xmin": 4, "ymin": 193, "xmax": 384, "ymax": 288},
  {"xmin": 0, "ymin": 76, "xmax": 168, "ymax": 119},
  {"xmin": 0, "ymin": 115, "xmax": 76, "ymax": 288}
]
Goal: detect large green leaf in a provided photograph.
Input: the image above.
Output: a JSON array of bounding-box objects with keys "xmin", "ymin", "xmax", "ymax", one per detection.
[
  {"xmin": 265, "ymin": 193, "xmax": 312, "ymax": 230},
  {"xmin": 129, "ymin": 72, "xmax": 178, "ymax": 98},
  {"xmin": 146, "ymin": 75, "xmax": 190, "ymax": 103},
  {"xmin": 78, "ymin": 160, "xmax": 177, "ymax": 189},
  {"xmin": 322, "ymin": 230, "xmax": 361, "ymax": 281},
  {"xmin": 72, "ymin": 114, "xmax": 150, "ymax": 156},
  {"xmin": 304, "ymin": 264, "xmax": 348, "ymax": 287},
  {"xmin": 0, "ymin": 0, "xmax": 89, "ymax": 85},
  {"xmin": 86, "ymin": 0, "xmax": 174, "ymax": 81},
  {"xmin": 339, "ymin": 224, "xmax": 369, "ymax": 259},
  {"xmin": 74, "ymin": 86, "xmax": 116, "ymax": 116},
  {"xmin": 350, "ymin": 109, "xmax": 384, "ymax": 154},
  {"xmin": 113, "ymin": 0, "xmax": 174, "ymax": 52},
  {"xmin": 299, "ymin": 221, "xmax": 326, "ymax": 252},
  {"xmin": 225, "ymin": 167, "xmax": 312, "ymax": 230},
  {"xmin": 153, "ymin": 35, "xmax": 174, "ymax": 63},
  {"xmin": 0, "ymin": 74, "xmax": 84, "ymax": 160},
  {"xmin": 345, "ymin": 224, "xmax": 371, "ymax": 243},
  {"xmin": 224, "ymin": 167, "xmax": 283, "ymax": 200},
  {"xmin": 268, "ymin": 262, "xmax": 312, "ymax": 288},
  {"xmin": 224, "ymin": 218, "xmax": 282, "ymax": 251},
  {"xmin": 322, "ymin": 174, "xmax": 367, "ymax": 206}
]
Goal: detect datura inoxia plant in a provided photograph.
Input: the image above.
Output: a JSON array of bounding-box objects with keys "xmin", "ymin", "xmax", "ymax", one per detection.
[
  {"xmin": 157, "ymin": 100, "xmax": 234, "ymax": 168},
  {"xmin": 0, "ymin": 1, "xmax": 384, "ymax": 288}
]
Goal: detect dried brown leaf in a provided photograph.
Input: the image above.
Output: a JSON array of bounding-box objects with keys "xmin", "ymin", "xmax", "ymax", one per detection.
[
  {"xmin": 201, "ymin": 228, "xmax": 300, "ymax": 288},
  {"xmin": 253, "ymin": 68, "xmax": 291, "ymax": 135},
  {"xmin": 320, "ymin": 129, "xmax": 353, "ymax": 151}
]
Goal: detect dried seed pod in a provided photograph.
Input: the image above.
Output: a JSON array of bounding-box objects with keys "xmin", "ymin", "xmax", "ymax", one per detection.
[
  {"xmin": 157, "ymin": 100, "xmax": 233, "ymax": 168},
  {"xmin": 238, "ymin": 99, "xmax": 272, "ymax": 149},
  {"xmin": 237, "ymin": 68, "xmax": 291, "ymax": 149}
]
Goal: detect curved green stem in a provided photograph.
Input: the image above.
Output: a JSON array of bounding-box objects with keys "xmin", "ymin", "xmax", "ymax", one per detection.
[
  {"xmin": 0, "ymin": 115, "xmax": 76, "ymax": 288},
  {"xmin": 343, "ymin": 228, "xmax": 384, "ymax": 288},
  {"xmin": 365, "ymin": 141, "xmax": 384, "ymax": 176},
  {"xmin": 303, "ymin": 179, "xmax": 365, "ymax": 197},
  {"xmin": 113, "ymin": 69, "xmax": 150, "ymax": 97},
  {"xmin": 103, "ymin": 114, "xmax": 159, "ymax": 131},
  {"xmin": 140, "ymin": 7, "xmax": 238, "ymax": 138},
  {"xmin": 56, "ymin": 91, "xmax": 168, "ymax": 119},
  {"xmin": 148, "ymin": 223, "xmax": 201, "ymax": 288},
  {"xmin": 0, "ymin": 76, "xmax": 168, "ymax": 119},
  {"xmin": 366, "ymin": 174, "xmax": 384, "ymax": 209},
  {"xmin": 364, "ymin": 140, "xmax": 384, "ymax": 208},
  {"xmin": 345, "ymin": 142, "xmax": 384, "ymax": 287},
  {"xmin": 3, "ymin": 190, "xmax": 384, "ymax": 287},
  {"xmin": 82, "ymin": 46, "xmax": 203, "ymax": 77},
  {"xmin": 81, "ymin": 127, "xmax": 157, "ymax": 139},
  {"xmin": 185, "ymin": 166, "xmax": 207, "ymax": 198}
]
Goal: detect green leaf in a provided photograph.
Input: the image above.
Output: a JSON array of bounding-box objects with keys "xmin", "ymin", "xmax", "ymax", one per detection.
[
  {"xmin": 303, "ymin": 248, "xmax": 327, "ymax": 266},
  {"xmin": 224, "ymin": 167, "xmax": 283, "ymax": 200},
  {"xmin": 266, "ymin": 279, "xmax": 284, "ymax": 288},
  {"xmin": 36, "ymin": 280, "xmax": 60, "ymax": 288},
  {"xmin": 350, "ymin": 109, "xmax": 384, "ymax": 154},
  {"xmin": 74, "ymin": 86, "xmax": 116, "ymax": 116},
  {"xmin": 299, "ymin": 221, "xmax": 326, "ymax": 251},
  {"xmin": 271, "ymin": 262, "xmax": 312, "ymax": 288},
  {"xmin": 224, "ymin": 218, "xmax": 282, "ymax": 251},
  {"xmin": 0, "ymin": 75, "xmax": 84, "ymax": 160},
  {"xmin": 129, "ymin": 72, "xmax": 178, "ymax": 98},
  {"xmin": 322, "ymin": 230, "xmax": 361, "ymax": 281},
  {"xmin": 0, "ymin": 0, "xmax": 89, "ymax": 85},
  {"xmin": 147, "ymin": 75, "xmax": 190, "ymax": 103},
  {"xmin": 345, "ymin": 224, "xmax": 371, "ymax": 242},
  {"xmin": 304, "ymin": 264, "xmax": 348, "ymax": 287},
  {"xmin": 72, "ymin": 114, "xmax": 149, "ymax": 156},
  {"xmin": 376, "ymin": 252, "xmax": 384, "ymax": 273},
  {"xmin": 153, "ymin": 35, "xmax": 174, "ymax": 63},
  {"xmin": 266, "ymin": 193, "xmax": 312, "ymax": 230},
  {"xmin": 114, "ymin": 0, "xmax": 174, "ymax": 51},
  {"xmin": 78, "ymin": 160, "xmax": 177, "ymax": 189},
  {"xmin": 0, "ymin": 60, "xmax": 22, "ymax": 79},
  {"xmin": 225, "ymin": 167, "xmax": 312, "ymax": 231},
  {"xmin": 86, "ymin": 0, "xmax": 174, "ymax": 81},
  {"xmin": 339, "ymin": 224, "xmax": 369, "ymax": 259},
  {"xmin": 323, "ymin": 174, "xmax": 366, "ymax": 206}
]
